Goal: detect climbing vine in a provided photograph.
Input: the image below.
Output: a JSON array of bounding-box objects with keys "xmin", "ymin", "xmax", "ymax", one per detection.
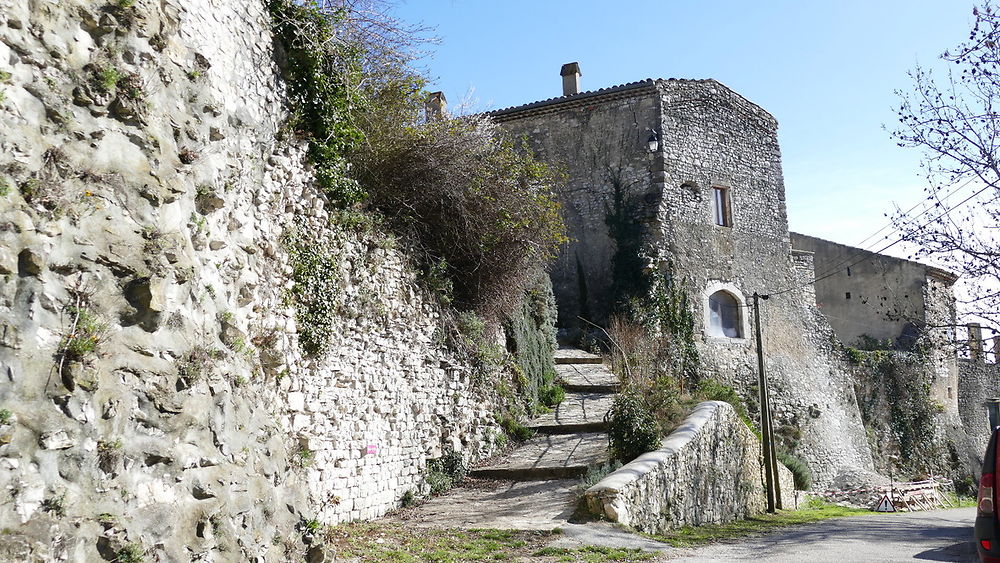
[
  {"xmin": 848, "ymin": 348, "xmax": 945, "ymax": 478},
  {"xmin": 269, "ymin": 0, "xmax": 365, "ymax": 206}
]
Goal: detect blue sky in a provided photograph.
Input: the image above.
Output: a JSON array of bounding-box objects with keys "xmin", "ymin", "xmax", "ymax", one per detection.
[{"xmin": 391, "ymin": 0, "xmax": 976, "ymax": 252}]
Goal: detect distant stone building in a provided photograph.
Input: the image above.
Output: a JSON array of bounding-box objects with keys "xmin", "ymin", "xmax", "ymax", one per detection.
[
  {"xmin": 790, "ymin": 233, "xmax": 962, "ymax": 413},
  {"xmin": 789, "ymin": 233, "xmax": 959, "ymax": 350}
]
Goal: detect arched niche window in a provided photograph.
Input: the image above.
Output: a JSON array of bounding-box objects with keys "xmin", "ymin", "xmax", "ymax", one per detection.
[{"xmin": 708, "ymin": 290, "xmax": 743, "ymax": 338}]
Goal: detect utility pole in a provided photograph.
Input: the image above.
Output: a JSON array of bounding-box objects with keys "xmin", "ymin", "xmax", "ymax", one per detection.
[{"xmin": 753, "ymin": 292, "xmax": 781, "ymax": 512}]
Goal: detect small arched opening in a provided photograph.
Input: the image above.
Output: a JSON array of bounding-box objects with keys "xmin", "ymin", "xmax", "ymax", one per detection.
[{"xmin": 708, "ymin": 290, "xmax": 743, "ymax": 338}]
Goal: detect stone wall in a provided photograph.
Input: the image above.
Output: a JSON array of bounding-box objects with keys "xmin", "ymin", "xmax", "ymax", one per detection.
[
  {"xmin": 0, "ymin": 1, "xmax": 519, "ymax": 559},
  {"xmin": 494, "ymin": 82, "xmax": 662, "ymax": 328},
  {"xmin": 790, "ymin": 233, "xmax": 934, "ymax": 347},
  {"xmin": 959, "ymin": 359, "xmax": 1000, "ymax": 453},
  {"xmin": 584, "ymin": 401, "xmax": 794, "ymax": 533},
  {"xmin": 647, "ymin": 80, "xmax": 876, "ymax": 486}
]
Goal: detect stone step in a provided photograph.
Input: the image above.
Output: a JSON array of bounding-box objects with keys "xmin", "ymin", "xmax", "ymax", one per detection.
[
  {"xmin": 391, "ymin": 478, "xmax": 579, "ymax": 530},
  {"xmin": 553, "ymin": 348, "xmax": 603, "ymax": 365},
  {"xmin": 471, "ymin": 432, "xmax": 609, "ymax": 480},
  {"xmin": 530, "ymin": 391, "xmax": 614, "ymax": 433},
  {"xmin": 555, "ymin": 363, "xmax": 619, "ymax": 393}
]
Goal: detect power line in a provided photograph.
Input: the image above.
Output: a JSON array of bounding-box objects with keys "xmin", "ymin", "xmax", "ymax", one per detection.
[
  {"xmin": 807, "ymin": 177, "xmax": 978, "ymax": 282},
  {"xmin": 767, "ymin": 182, "xmax": 994, "ymax": 298}
]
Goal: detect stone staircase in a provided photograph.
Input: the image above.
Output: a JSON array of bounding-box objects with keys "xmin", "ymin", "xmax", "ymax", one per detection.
[
  {"xmin": 470, "ymin": 348, "xmax": 618, "ymax": 480},
  {"xmin": 393, "ymin": 347, "xmax": 623, "ymax": 530}
]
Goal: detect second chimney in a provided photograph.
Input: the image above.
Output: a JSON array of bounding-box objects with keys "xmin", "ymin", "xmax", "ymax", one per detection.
[
  {"xmin": 425, "ymin": 91, "xmax": 447, "ymax": 121},
  {"xmin": 560, "ymin": 62, "xmax": 581, "ymax": 96}
]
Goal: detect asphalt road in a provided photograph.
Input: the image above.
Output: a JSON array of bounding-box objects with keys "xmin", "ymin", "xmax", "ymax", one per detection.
[{"xmin": 665, "ymin": 507, "xmax": 977, "ymax": 562}]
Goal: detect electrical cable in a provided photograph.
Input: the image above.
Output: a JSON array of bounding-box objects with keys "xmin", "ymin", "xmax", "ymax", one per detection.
[
  {"xmin": 806, "ymin": 177, "xmax": 978, "ymax": 282},
  {"xmin": 766, "ymin": 181, "xmax": 994, "ymax": 298}
]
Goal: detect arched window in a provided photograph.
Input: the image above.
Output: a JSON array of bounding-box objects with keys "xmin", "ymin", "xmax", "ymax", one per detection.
[{"xmin": 708, "ymin": 290, "xmax": 742, "ymax": 338}]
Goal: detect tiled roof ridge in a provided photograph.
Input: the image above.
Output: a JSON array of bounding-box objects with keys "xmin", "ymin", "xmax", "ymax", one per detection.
[
  {"xmin": 486, "ymin": 77, "xmax": 776, "ymax": 127},
  {"xmin": 486, "ymin": 77, "xmax": 720, "ymax": 117}
]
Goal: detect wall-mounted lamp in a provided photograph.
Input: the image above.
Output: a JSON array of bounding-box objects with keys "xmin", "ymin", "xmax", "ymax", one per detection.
[{"xmin": 646, "ymin": 130, "xmax": 660, "ymax": 153}]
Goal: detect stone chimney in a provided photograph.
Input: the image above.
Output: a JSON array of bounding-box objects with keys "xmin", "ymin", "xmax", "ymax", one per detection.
[
  {"xmin": 425, "ymin": 91, "xmax": 447, "ymax": 121},
  {"xmin": 969, "ymin": 323, "xmax": 984, "ymax": 363},
  {"xmin": 560, "ymin": 62, "xmax": 581, "ymax": 96}
]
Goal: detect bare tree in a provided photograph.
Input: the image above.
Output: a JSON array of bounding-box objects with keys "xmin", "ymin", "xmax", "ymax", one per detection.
[{"xmin": 892, "ymin": 2, "xmax": 1000, "ymax": 334}]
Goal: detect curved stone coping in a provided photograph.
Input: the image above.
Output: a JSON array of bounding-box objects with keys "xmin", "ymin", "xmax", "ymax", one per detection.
[{"xmin": 586, "ymin": 400, "xmax": 726, "ymax": 495}]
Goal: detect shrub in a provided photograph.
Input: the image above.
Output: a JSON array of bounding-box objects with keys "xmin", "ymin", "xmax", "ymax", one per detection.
[
  {"xmin": 270, "ymin": 0, "xmax": 565, "ymax": 318},
  {"xmin": 538, "ymin": 380, "xmax": 565, "ymax": 408},
  {"xmin": 297, "ymin": 446, "xmax": 314, "ymax": 467},
  {"xmin": 505, "ymin": 272, "xmax": 559, "ymax": 411},
  {"xmin": 114, "ymin": 544, "xmax": 144, "ymax": 563},
  {"xmin": 0, "ymin": 409, "xmax": 11, "ymax": 425},
  {"xmin": 355, "ymin": 112, "xmax": 566, "ymax": 315},
  {"xmin": 59, "ymin": 305, "xmax": 108, "ymax": 363},
  {"xmin": 578, "ymin": 460, "xmax": 622, "ymax": 491},
  {"xmin": 499, "ymin": 416, "xmax": 534, "ymax": 442},
  {"xmin": 777, "ymin": 452, "xmax": 813, "ymax": 491},
  {"xmin": 607, "ymin": 393, "xmax": 661, "ymax": 463},
  {"xmin": 41, "ymin": 494, "xmax": 66, "ymax": 517},
  {"xmin": 96, "ymin": 67, "xmax": 123, "ymax": 92},
  {"xmin": 425, "ymin": 450, "xmax": 467, "ymax": 494}
]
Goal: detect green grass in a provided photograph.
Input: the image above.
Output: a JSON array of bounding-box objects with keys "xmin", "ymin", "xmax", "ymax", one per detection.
[
  {"xmin": 324, "ymin": 523, "xmax": 649, "ymax": 562},
  {"xmin": 944, "ymin": 492, "xmax": 976, "ymax": 508},
  {"xmin": 645, "ymin": 499, "xmax": 870, "ymax": 547},
  {"xmin": 534, "ymin": 546, "xmax": 653, "ymax": 561}
]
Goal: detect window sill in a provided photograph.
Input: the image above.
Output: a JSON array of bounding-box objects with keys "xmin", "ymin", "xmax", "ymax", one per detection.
[{"xmin": 705, "ymin": 335, "xmax": 750, "ymax": 345}]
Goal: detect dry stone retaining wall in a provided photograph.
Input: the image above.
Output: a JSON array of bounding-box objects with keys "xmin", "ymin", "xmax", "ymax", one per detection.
[
  {"xmin": 585, "ymin": 401, "xmax": 794, "ymax": 533},
  {"xmin": 0, "ymin": 1, "xmax": 511, "ymax": 559}
]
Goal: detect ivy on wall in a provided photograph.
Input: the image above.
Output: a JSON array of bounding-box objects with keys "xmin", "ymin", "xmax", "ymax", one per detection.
[{"xmin": 848, "ymin": 348, "xmax": 946, "ymax": 478}]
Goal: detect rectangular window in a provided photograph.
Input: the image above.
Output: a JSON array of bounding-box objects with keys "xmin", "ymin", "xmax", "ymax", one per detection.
[{"xmin": 712, "ymin": 187, "xmax": 732, "ymax": 227}]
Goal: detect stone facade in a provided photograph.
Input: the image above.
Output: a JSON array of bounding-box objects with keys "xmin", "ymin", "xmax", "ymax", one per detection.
[
  {"xmin": 789, "ymin": 233, "xmax": 958, "ymax": 349},
  {"xmin": 494, "ymin": 77, "xmax": 875, "ymax": 486},
  {"xmin": 791, "ymin": 233, "xmax": 962, "ymax": 413},
  {"xmin": 0, "ymin": 1, "xmax": 518, "ymax": 559},
  {"xmin": 585, "ymin": 401, "xmax": 794, "ymax": 533},
  {"xmin": 959, "ymin": 356, "xmax": 1000, "ymax": 453}
]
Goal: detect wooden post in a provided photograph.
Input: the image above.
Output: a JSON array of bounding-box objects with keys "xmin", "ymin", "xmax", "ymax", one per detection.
[{"xmin": 754, "ymin": 292, "xmax": 777, "ymax": 513}]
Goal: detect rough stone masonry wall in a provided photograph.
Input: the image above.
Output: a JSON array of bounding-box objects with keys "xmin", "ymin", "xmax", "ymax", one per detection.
[
  {"xmin": 497, "ymin": 79, "xmax": 875, "ymax": 487},
  {"xmin": 585, "ymin": 401, "xmax": 794, "ymax": 534},
  {"xmin": 495, "ymin": 85, "xmax": 662, "ymax": 328},
  {"xmin": 0, "ymin": 1, "xmax": 507, "ymax": 560},
  {"xmin": 960, "ymin": 359, "xmax": 1000, "ymax": 454},
  {"xmin": 789, "ymin": 232, "xmax": 930, "ymax": 348},
  {"xmin": 650, "ymin": 80, "xmax": 874, "ymax": 487}
]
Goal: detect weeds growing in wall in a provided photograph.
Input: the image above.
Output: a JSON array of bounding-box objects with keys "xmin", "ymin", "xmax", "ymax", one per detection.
[
  {"xmin": 847, "ymin": 347, "xmax": 945, "ymax": 478},
  {"xmin": 281, "ymin": 221, "xmax": 342, "ymax": 356},
  {"xmin": 269, "ymin": 0, "xmax": 364, "ymax": 206}
]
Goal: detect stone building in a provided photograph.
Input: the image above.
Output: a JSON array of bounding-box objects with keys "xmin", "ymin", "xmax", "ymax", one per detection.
[
  {"xmin": 490, "ymin": 64, "xmax": 878, "ymax": 485},
  {"xmin": 790, "ymin": 233, "xmax": 961, "ymax": 411},
  {"xmin": 790, "ymin": 233, "xmax": 959, "ymax": 350}
]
